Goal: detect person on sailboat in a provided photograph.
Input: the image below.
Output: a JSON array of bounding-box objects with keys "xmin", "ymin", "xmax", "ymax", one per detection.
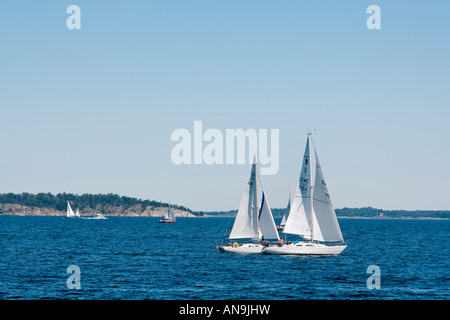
[{"xmin": 278, "ymin": 238, "xmax": 284, "ymax": 246}]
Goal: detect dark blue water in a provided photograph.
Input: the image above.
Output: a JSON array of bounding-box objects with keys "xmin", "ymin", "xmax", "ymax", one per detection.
[{"xmin": 0, "ymin": 216, "xmax": 448, "ymax": 299}]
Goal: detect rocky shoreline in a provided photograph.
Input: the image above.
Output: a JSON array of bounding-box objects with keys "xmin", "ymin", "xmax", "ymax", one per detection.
[{"xmin": 0, "ymin": 203, "xmax": 195, "ymax": 218}]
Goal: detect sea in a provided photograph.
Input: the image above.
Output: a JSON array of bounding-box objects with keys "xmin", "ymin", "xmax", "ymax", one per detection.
[{"xmin": 0, "ymin": 216, "xmax": 449, "ymax": 300}]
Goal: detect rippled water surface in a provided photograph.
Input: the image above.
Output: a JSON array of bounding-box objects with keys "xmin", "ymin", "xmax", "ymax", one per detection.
[{"xmin": 0, "ymin": 216, "xmax": 448, "ymax": 299}]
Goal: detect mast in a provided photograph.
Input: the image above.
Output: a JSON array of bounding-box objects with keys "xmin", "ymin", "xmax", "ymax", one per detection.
[
  {"xmin": 307, "ymin": 133, "xmax": 314, "ymax": 242},
  {"xmin": 255, "ymin": 153, "xmax": 259, "ymax": 240}
]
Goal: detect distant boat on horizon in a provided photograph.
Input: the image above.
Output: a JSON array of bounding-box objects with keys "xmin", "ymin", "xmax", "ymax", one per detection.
[
  {"xmin": 159, "ymin": 205, "xmax": 176, "ymax": 223},
  {"xmin": 263, "ymin": 134, "xmax": 347, "ymax": 255},
  {"xmin": 276, "ymin": 195, "xmax": 290, "ymax": 230},
  {"xmin": 83, "ymin": 212, "xmax": 107, "ymax": 219}
]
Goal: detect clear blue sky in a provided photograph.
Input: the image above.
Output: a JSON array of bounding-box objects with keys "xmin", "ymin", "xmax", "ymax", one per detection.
[{"xmin": 1, "ymin": 1, "xmax": 449, "ymax": 211}]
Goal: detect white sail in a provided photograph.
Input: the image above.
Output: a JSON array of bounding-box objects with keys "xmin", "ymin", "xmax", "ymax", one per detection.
[
  {"xmin": 67, "ymin": 201, "xmax": 75, "ymax": 218},
  {"xmin": 228, "ymin": 160, "xmax": 259, "ymax": 239},
  {"xmin": 21, "ymin": 205, "xmax": 25, "ymax": 216},
  {"xmin": 312, "ymin": 149, "xmax": 344, "ymax": 242},
  {"xmin": 283, "ymin": 134, "xmax": 314, "ymax": 239},
  {"xmin": 262, "ymin": 134, "xmax": 347, "ymax": 255},
  {"xmin": 170, "ymin": 206, "xmax": 176, "ymax": 222},
  {"xmin": 75, "ymin": 208, "xmax": 81, "ymax": 218},
  {"xmin": 164, "ymin": 207, "xmax": 170, "ymax": 220},
  {"xmin": 280, "ymin": 195, "xmax": 290, "ymax": 227},
  {"xmin": 163, "ymin": 205, "xmax": 176, "ymax": 222},
  {"xmin": 258, "ymin": 192, "xmax": 280, "ymax": 241}
]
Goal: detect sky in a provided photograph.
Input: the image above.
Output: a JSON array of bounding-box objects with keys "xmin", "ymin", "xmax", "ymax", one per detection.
[{"xmin": 0, "ymin": 1, "xmax": 449, "ymax": 211}]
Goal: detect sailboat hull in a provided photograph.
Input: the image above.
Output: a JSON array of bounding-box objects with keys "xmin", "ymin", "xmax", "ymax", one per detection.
[
  {"xmin": 217, "ymin": 243, "xmax": 263, "ymax": 254},
  {"xmin": 262, "ymin": 242, "xmax": 346, "ymax": 255}
]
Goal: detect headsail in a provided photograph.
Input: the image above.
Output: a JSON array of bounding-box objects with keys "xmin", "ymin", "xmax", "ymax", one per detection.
[
  {"xmin": 228, "ymin": 159, "xmax": 259, "ymax": 239},
  {"xmin": 170, "ymin": 206, "xmax": 176, "ymax": 222},
  {"xmin": 312, "ymin": 148, "xmax": 344, "ymax": 242},
  {"xmin": 258, "ymin": 192, "xmax": 280, "ymax": 241}
]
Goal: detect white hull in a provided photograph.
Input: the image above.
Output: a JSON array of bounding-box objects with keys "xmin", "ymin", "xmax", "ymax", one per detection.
[
  {"xmin": 262, "ymin": 242, "xmax": 346, "ymax": 255},
  {"xmin": 83, "ymin": 216, "xmax": 107, "ymax": 220},
  {"xmin": 217, "ymin": 243, "xmax": 263, "ymax": 254}
]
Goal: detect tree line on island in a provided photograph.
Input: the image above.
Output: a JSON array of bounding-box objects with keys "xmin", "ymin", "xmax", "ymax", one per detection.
[
  {"xmin": 195, "ymin": 206, "xmax": 450, "ymax": 219},
  {"xmin": 0, "ymin": 192, "xmax": 192, "ymax": 214},
  {"xmin": 0, "ymin": 192, "xmax": 448, "ymax": 218}
]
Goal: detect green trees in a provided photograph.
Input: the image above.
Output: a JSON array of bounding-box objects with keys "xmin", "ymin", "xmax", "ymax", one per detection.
[
  {"xmin": 335, "ymin": 207, "xmax": 450, "ymax": 219},
  {"xmin": 0, "ymin": 192, "xmax": 193, "ymax": 213}
]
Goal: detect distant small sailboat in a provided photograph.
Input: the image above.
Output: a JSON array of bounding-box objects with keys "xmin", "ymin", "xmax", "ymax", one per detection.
[
  {"xmin": 20, "ymin": 205, "xmax": 26, "ymax": 216},
  {"xmin": 263, "ymin": 134, "xmax": 347, "ymax": 255},
  {"xmin": 159, "ymin": 205, "xmax": 176, "ymax": 223},
  {"xmin": 66, "ymin": 201, "xmax": 77, "ymax": 218},
  {"xmin": 216, "ymin": 156, "xmax": 279, "ymax": 254},
  {"xmin": 75, "ymin": 208, "xmax": 81, "ymax": 218},
  {"xmin": 277, "ymin": 195, "xmax": 290, "ymax": 230}
]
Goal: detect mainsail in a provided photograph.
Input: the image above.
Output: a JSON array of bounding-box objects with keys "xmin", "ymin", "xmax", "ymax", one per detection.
[
  {"xmin": 283, "ymin": 134, "xmax": 314, "ymax": 239},
  {"xmin": 228, "ymin": 160, "xmax": 259, "ymax": 239}
]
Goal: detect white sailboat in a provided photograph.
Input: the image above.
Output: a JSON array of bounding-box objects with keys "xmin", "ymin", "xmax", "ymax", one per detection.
[
  {"xmin": 277, "ymin": 195, "xmax": 290, "ymax": 230},
  {"xmin": 75, "ymin": 208, "xmax": 81, "ymax": 218},
  {"xmin": 263, "ymin": 134, "xmax": 347, "ymax": 255},
  {"xmin": 217, "ymin": 157, "xmax": 280, "ymax": 254},
  {"xmin": 159, "ymin": 205, "xmax": 176, "ymax": 223},
  {"xmin": 20, "ymin": 205, "xmax": 26, "ymax": 216},
  {"xmin": 66, "ymin": 201, "xmax": 77, "ymax": 218}
]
